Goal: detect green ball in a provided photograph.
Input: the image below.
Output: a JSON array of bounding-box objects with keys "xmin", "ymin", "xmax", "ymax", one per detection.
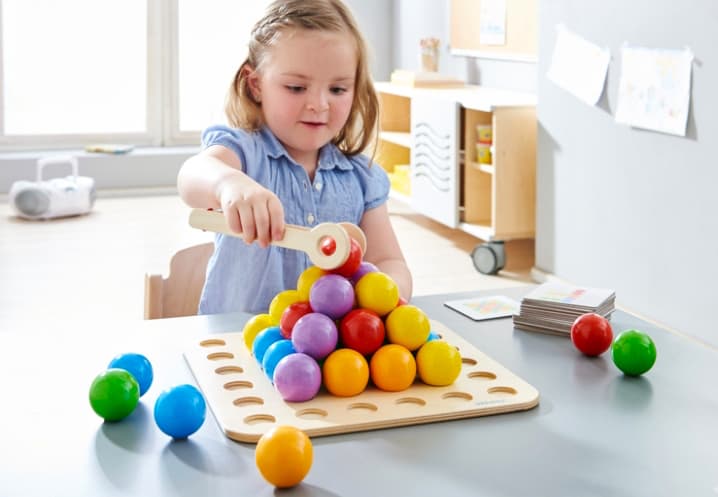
[
  {"xmin": 611, "ymin": 329, "xmax": 657, "ymax": 376},
  {"xmin": 89, "ymin": 368, "xmax": 140, "ymax": 421}
]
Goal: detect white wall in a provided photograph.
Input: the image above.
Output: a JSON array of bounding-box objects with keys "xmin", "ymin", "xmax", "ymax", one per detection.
[
  {"xmin": 536, "ymin": 0, "xmax": 718, "ymax": 345},
  {"xmin": 392, "ymin": 0, "xmax": 536, "ymax": 93}
]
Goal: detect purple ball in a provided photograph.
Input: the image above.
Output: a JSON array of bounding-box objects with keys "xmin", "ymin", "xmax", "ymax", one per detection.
[
  {"xmin": 309, "ymin": 274, "xmax": 355, "ymax": 319},
  {"xmin": 351, "ymin": 261, "xmax": 379, "ymax": 284},
  {"xmin": 273, "ymin": 353, "xmax": 322, "ymax": 402},
  {"xmin": 292, "ymin": 312, "xmax": 338, "ymax": 360}
]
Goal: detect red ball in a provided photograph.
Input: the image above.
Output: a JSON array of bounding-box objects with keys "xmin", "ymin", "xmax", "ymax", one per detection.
[
  {"xmin": 279, "ymin": 301, "xmax": 313, "ymax": 339},
  {"xmin": 570, "ymin": 313, "xmax": 613, "ymax": 356},
  {"xmin": 331, "ymin": 238, "xmax": 363, "ymax": 278},
  {"xmin": 320, "ymin": 236, "xmax": 336, "ymax": 256},
  {"xmin": 339, "ymin": 308, "xmax": 385, "ymax": 356}
]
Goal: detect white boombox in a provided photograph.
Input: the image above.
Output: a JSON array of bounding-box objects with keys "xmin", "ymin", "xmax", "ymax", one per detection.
[{"xmin": 9, "ymin": 156, "xmax": 96, "ymax": 220}]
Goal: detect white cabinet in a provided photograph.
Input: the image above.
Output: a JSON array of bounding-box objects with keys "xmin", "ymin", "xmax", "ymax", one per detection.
[
  {"xmin": 410, "ymin": 96, "xmax": 460, "ymax": 228},
  {"xmin": 375, "ymin": 82, "xmax": 537, "ymax": 243}
]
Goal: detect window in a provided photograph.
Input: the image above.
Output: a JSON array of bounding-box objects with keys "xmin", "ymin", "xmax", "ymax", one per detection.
[{"xmin": 0, "ymin": 0, "xmax": 269, "ymax": 150}]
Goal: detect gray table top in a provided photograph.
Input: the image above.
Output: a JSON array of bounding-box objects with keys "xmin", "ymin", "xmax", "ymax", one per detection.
[{"xmin": 2, "ymin": 286, "xmax": 717, "ymax": 497}]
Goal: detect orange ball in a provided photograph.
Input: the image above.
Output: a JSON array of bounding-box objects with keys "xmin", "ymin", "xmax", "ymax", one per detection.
[
  {"xmin": 255, "ymin": 425, "xmax": 313, "ymax": 488},
  {"xmin": 322, "ymin": 348, "xmax": 369, "ymax": 397},
  {"xmin": 369, "ymin": 344, "xmax": 416, "ymax": 392},
  {"xmin": 354, "ymin": 272, "xmax": 399, "ymax": 316}
]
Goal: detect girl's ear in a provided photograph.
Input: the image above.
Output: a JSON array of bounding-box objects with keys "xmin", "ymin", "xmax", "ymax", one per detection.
[{"xmin": 244, "ymin": 65, "xmax": 262, "ymax": 103}]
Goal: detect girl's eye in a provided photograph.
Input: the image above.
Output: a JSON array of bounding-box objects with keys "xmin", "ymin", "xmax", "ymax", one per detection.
[
  {"xmin": 286, "ymin": 86, "xmax": 305, "ymax": 93},
  {"xmin": 330, "ymin": 87, "xmax": 347, "ymax": 95}
]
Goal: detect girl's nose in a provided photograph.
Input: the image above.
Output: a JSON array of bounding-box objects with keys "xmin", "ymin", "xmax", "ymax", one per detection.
[{"xmin": 306, "ymin": 90, "xmax": 329, "ymax": 112}]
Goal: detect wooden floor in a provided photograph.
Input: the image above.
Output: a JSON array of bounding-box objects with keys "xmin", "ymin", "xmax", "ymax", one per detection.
[{"xmin": 0, "ymin": 194, "xmax": 534, "ymax": 329}]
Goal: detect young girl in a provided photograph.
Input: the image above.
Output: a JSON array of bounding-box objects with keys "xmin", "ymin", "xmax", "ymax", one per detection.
[{"xmin": 177, "ymin": 0, "xmax": 412, "ymax": 315}]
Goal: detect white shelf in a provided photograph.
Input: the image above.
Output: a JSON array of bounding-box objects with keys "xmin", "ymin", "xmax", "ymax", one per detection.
[
  {"xmin": 379, "ymin": 131, "xmax": 412, "ymax": 148},
  {"xmin": 458, "ymin": 222, "xmax": 494, "ymax": 241}
]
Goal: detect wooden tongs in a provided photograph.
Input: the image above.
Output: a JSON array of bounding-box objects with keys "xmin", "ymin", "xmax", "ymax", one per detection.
[{"xmin": 189, "ymin": 208, "xmax": 366, "ymax": 270}]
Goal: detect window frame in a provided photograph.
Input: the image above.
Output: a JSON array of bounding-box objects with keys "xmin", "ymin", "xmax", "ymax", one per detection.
[{"xmin": 0, "ymin": 0, "xmax": 201, "ymax": 151}]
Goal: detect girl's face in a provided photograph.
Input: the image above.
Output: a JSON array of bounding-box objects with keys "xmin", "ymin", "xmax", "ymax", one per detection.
[{"xmin": 248, "ymin": 29, "xmax": 357, "ymax": 169}]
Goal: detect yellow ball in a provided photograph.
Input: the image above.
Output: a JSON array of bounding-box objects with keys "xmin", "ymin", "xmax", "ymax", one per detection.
[
  {"xmin": 354, "ymin": 272, "xmax": 399, "ymax": 316},
  {"xmin": 385, "ymin": 304, "xmax": 431, "ymax": 351},
  {"xmin": 416, "ymin": 340, "xmax": 462, "ymax": 386},
  {"xmin": 296, "ymin": 266, "xmax": 326, "ymax": 301},
  {"xmin": 255, "ymin": 425, "xmax": 313, "ymax": 488},
  {"xmin": 269, "ymin": 289, "xmax": 302, "ymax": 323},
  {"xmin": 242, "ymin": 313, "xmax": 276, "ymax": 350}
]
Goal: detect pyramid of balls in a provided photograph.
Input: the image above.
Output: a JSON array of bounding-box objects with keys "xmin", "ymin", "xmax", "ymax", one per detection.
[{"xmin": 242, "ymin": 237, "xmax": 463, "ymax": 402}]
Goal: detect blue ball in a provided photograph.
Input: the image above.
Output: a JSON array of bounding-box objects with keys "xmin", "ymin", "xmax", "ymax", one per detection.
[
  {"xmin": 427, "ymin": 330, "xmax": 440, "ymax": 342},
  {"xmin": 261, "ymin": 339, "xmax": 295, "ymax": 382},
  {"xmin": 252, "ymin": 326, "xmax": 283, "ymax": 365},
  {"xmin": 108, "ymin": 353, "xmax": 153, "ymax": 396},
  {"xmin": 154, "ymin": 384, "xmax": 206, "ymax": 439}
]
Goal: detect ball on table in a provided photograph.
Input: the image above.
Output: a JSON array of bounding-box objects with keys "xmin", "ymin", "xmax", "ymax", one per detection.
[
  {"xmin": 309, "ymin": 274, "xmax": 354, "ymax": 319},
  {"xmin": 252, "ymin": 326, "xmax": 284, "ymax": 364},
  {"xmin": 330, "ymin": 238, "xmax": 363, "ymax": 278},
  {"xmin": 107, "ymin": 352, "xmax": 153, "ymax": 396},
  {"xmin": 611, "ymin": 329, "xmax": 657, "ymax": 376},
  {"xmin": 370, "ymin": 344, "xmax": 416, "ymax": 392},
  {"xmin": 291, "ymin": 312, "xmax": 338, "ymax": 360},
  {"xmin": 279, "ymin": 301, "xmax": 313, "ymax": 339},
  {"xmin": 89, "ymin": 368, "xmax": 140, "ymax": 421},
  {"xmin": 262, "ymin": 339, "xmax": 296, "ymax": 381},
  {"xmin": 154, "ymin": 384, "xmax": 206, "ymax": 438},
  {"xmin": 354, "ymin": 272, "xmax": 399, "ymax": 316},
  {"xmin": 339, "ymin": 308, "xmax": 385, "ymax": 356},
  {"xmin": 416, "ymin": 340, "xmax": 462, "ymax": 386},
  {"xmin": 385, "ymin": 304, "xmax": 431, "ymax": 351},
  {"xmin": 242, "ymin": 313, "xmax": 276, "ymax": 350},
  {"xmin": 273, "ymin": 353, "xmax": 322, "ymax": 402},
  {"xmin": 296, "ymin": 266, "xmax": 326, "ymax": 301},
  {"xmin": 570, "ymin": 313, "xmax": 613, "ymax": 356},
  {"xmin": 256, "ymin": 425, "xmax": 313, "ymax": 488},
  {"xmin": 322, "ymin": 348, "xmax": 369, "ymax": 397},
  {"xmin": 350, "ymin": 261, "xmax": 378, "ymax": 285}
]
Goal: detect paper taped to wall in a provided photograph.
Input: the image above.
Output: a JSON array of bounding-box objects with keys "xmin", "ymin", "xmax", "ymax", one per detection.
[
  {"xmin": 547, "ymin": 25, "xmax": 610, "ymax": 106},
  {"xmin": 615, "ymin": 46, "xmax": 693, "ymax": 137}
]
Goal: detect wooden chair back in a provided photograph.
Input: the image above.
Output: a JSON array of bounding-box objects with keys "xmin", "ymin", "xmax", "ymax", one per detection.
[{"xmin": 143, "ymin": 242, "xmax": 214, "ymax": 319}]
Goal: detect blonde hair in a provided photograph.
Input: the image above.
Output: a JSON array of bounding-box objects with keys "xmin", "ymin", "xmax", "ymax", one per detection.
[{"xmin": 225, "ymin": 0, "xmax": 378, "ymax": 158}]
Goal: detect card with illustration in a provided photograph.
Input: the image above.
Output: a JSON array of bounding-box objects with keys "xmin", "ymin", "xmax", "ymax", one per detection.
[{"xmin": 444, "ymin": 295, "xmax": 520, "ymax": 321}]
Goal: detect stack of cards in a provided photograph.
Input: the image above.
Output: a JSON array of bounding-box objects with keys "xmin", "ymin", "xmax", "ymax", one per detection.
[{"xmin": 512, "ymin": 282, "xmax": 616, "ymax": 336}]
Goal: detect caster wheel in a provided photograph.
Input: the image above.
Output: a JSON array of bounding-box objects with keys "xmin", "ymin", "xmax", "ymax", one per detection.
[{"xmin": 471, "ymin": 241, "xmax": 506, "ymax": 275}]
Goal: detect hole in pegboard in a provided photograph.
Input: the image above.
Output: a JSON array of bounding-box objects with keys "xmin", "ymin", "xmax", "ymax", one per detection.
[
  {"xmin": 224, "ymin": 380, "xmax": 253, "ymax": 390},
  {"xmin": 395, "ymin": 397, "xmax": 426, "ymax": 407},
  {"xmin": 200, "ymin": 339, "xmax": 226, "ymax": 347},
  {"xmin": 461, "ymin": 357, "xmax": 478, "ymax": 366},
  {"xmin": 233, "ymin": 396, "xmax": 264, "ymax": 407},
  {"xmin": 215, "ymin": 365, "xmax": 244, "ymax": 375},
  {"xmin": 441, "ymin": 391, "xmax": 473, "ymax": 401},
  {"xmin": 468, "ymin": 371, "xmax": 497, "ymax": 380},
  {"xmin": 347, "ymin": 402, "xmax": 378, "ymax": 412},
  {"xmin": 296, "ymin": 408, "xmax": 329, "ymax": 419},
  {"xmin": 243, "ymin": 414, "xmax": 276, "ymax": 425},
  {"xmin": 487, "ymin": 386, "xmax": 517, "ymax": 396},
  {"xmin": 207, "ymin": 352, "xmax": 234, "ymax": 361}
]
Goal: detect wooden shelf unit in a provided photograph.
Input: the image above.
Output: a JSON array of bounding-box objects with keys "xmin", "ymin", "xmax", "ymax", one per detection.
[{"xmin": 375, "ymin": 82, "xmax": 537, "ymax": 242}]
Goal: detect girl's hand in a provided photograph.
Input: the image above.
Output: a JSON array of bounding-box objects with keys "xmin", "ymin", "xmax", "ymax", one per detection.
[{"xmin": 217, "ymin": 176, "xmax": 285, "ymax": 248}]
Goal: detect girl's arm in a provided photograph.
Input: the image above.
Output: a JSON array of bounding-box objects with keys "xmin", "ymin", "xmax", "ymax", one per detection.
[
  {"xmin": 177, "ymin": 145, "xmax": 285, "ymax": 247},
  {"xmin": 359, "ymin": 203, "xmax": 413, "ymax": 302}
]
